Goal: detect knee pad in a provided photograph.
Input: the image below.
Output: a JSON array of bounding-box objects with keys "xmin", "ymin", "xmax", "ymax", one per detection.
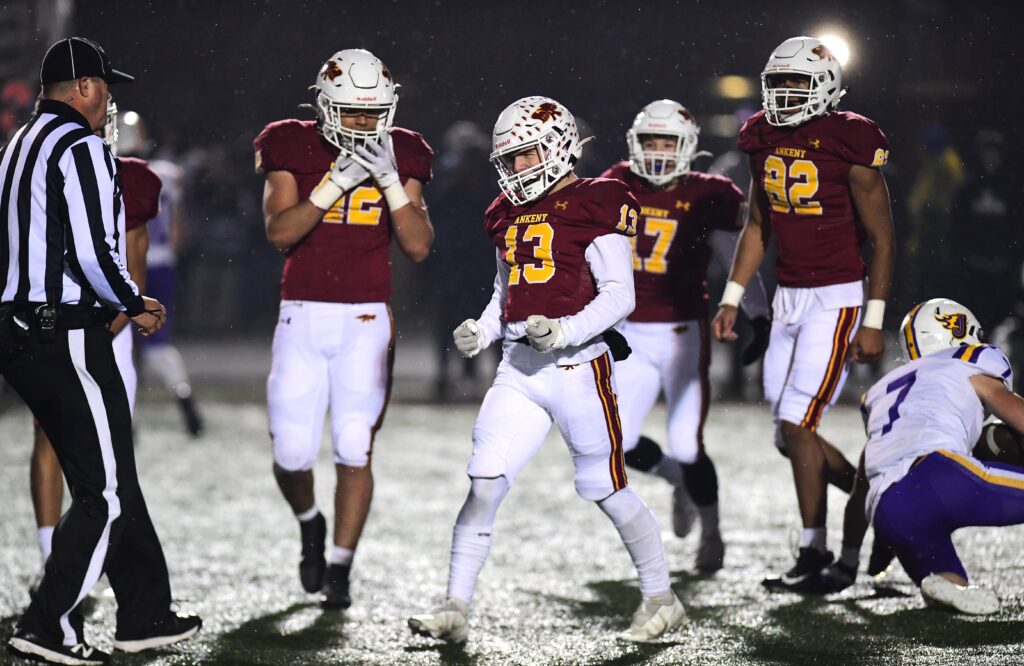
[
  {"xmin": 333, "ymin": 420, "xmax": 373, "ymax": 467},
  {"xmin": 597, "ymin": 487, "xmax": 645, "ymax": 529},
  {"xmin": 573, "ymin": 449, "xmax": 624, "ymax": 501},
  {"xmin": 272, "ymin": 431, "xmax": 318, "ymax": 472}
]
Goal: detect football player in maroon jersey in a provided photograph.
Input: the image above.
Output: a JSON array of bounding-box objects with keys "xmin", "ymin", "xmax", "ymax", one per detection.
[
  {"xmin": 713, "ymin": 36, "xmax": 895, "ymax": 589},
  {"xmin": 29, "ymin": 99, "xmax": 158, "ymax": 592},
  {"xmin": 408, "ymin": 96, "xmax": 684, "ymax": 644},
  {"xmin": 254, "ymin": 49, "xmax": 434, "ymax": 609},
  {"xmin": 601, "ymin": 100, "xmax": 770, "ymax": 572}
]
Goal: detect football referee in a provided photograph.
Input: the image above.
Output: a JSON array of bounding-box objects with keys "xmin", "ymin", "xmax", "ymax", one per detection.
[{"xmin": 3, "ymin": 38, "xmax": 200, "ymax": 665}]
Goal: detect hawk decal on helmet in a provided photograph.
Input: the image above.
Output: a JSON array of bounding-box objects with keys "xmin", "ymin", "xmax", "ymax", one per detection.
[
  {"xmin": 321, "ymin": 60, "xmax": 343, "ymax": 82},
  {"xmin": 531, "ymin": 103, "xmax": 562, "ymax": 123}
]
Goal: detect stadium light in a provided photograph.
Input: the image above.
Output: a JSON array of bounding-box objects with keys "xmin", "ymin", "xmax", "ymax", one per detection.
[
  {"xmin": 716, "ymin": 75, "xmax": 756, "ymax": 99},
  {"xmin": 123, "ymin": 110, "xmax": 141, "ymax": 126},
  {"xmin": 817, "ymin": 33, "xmax": 851, "ymax": 67}
]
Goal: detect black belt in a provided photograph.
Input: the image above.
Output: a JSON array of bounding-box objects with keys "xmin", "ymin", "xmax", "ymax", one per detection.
[
  {"xmin": 514, "ymin": 328, "xmax": 632, "ymax": 361},
  {"xmin": 3, "ymin": 303, "xmax": 114, "ymax": 331}
]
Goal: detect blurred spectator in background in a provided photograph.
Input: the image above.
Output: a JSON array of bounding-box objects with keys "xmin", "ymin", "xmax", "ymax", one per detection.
[
  {"xmin": 1, "ymin": 79, "xmax": 34, "ymax": 139},
  {"xmin": 428, "ymin": 121, "xmax": 498, "ymax": 400},
  {"xmin": 902, "ymin": 123, "xmax": 963, "ymax": 304}
]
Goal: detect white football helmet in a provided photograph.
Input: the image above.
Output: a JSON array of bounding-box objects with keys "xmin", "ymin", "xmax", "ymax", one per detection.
[
  {"xmin": 490, "ymin": 96, "xmax": 590, "ymax": 206},
  {"xmin": 761, "ymin": 36, "xmax": 845, "ymax": 127},
  {"xmin": 627, "ymin": 100, "xmax": 702, "ymax": 186},
  {"xmin": 313, "ymin": 49, "xmax": 398, "ymax": 156},
  {"xmin": 102, "ymin": 99, "xmax": 118, "ymax": 154},
  {"xmin": 899, "ymin": 298, "xmax": 984, "ymax": 361}
]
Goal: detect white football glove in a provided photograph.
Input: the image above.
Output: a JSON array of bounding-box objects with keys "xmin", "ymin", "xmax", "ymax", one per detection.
[
  {"xmin": 525, "ymin": 314, "xmax": 565, "ymax": 353},
  {"xmin": 453, "ymin": 319, "xmax": 484, "ymax": 358},
  {"xmin": 308, "ymin": 157, "xmax": 369, "ymax": 210},
  {"xmin": 352, "ymin": 137, "xmax": 400, "ymax": 189}
]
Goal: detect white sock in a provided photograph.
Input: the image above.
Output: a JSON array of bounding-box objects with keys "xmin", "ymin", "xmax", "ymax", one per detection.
[
  {"xmin": 328, "ymin": 545, "xmax": 354, "ymax": 566},
  {"xmin": 800, "ymin": 527, "xmax": 827, "ymax": 552},
  {"xmin": 38, "ymin": 526, "xmax": 54, "ymax": 564},
  {"xmin": 599, "ymin": 488, "xmax": 671, "ymax": 598},
  {"xmin": 295, "ymin": 505, "xmax": 320, "ymax": 522},
  {"xmin": 446, "ymin": 524, "xmax": 493, "ymax": 605},
  {"xmin": 840, "ymin": 545, "xmax": 860, "ymax": 569},
  {"xmin": 654, "ymin": 457, "xmax": 683, "ymax": 486},
  {"xmin": 698, "ymin": 504, "xmax": 720, "ymax": 536}
]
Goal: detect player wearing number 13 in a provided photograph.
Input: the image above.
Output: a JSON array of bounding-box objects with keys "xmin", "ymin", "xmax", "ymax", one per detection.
[
  {"xmin": 408, "ymin": 96, "xmax": 683, "ymax": 644},
  {"xmin": 254, "ymin": 48, "xmax": 433, "ymax": 609},
  {"xmin": 712, "ymin": 36, "xmax": 896, "ymax": 587}
]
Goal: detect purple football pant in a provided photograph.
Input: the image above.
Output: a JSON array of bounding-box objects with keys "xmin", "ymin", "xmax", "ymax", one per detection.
[{"xmin": 873, "ymin": 450, "xmax": 1024, "ymax": 584}]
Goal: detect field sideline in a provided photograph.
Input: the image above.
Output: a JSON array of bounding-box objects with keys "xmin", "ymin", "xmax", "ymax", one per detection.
[{"xmin": 1, "ymin": 400, "xmax": 1022, "ymax": 665}]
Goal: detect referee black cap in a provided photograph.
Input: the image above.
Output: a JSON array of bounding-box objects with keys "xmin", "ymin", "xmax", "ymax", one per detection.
[{"xmin": 40, "ymin": 37, "xmax": 134, "ymax": 85}]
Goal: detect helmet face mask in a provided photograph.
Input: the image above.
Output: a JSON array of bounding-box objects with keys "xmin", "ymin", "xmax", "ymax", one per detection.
[
  {"xmin": 313, "ymin": 49, "xmax": 398, "ymax": 157},
  {"xmin": 102, "ymin": 99, "xmax": 118, "ymax": 155},
  {"xmin": 761, "ymin": 37, "xmax": 844, "ymax": 127},
  {"xmin": 899, "ymin": 298, "xmax": 984, "ymax": 361},
  {"xmin": 490, "ymin": 96, "xmax": 586, "ymax": 206},
  {"xmin": 626, "ymin": 100, "xmax": 700, "ymax": 186}
]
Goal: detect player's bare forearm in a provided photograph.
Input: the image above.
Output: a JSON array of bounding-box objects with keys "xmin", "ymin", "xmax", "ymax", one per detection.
[
  {"xmin": 392, "ymin": 178, "xmax": 433, "ymax": 263},
  {"xmin": 972, "ymin": 375, "xmax": 1024, "ymax": 434},
  {"xmin": 727, "ymin": 183, "xmax": 768, "ymax": 287},
  {"xmin": 841, "ymin": 453, "xmax": 870, "ymax": 549},
  {"xmin": 850, "ymin": 166, "xmax": 895, "ymax": 302},
  {"xmin": 110, "ymin": 226, "xmax": 150, "ymax": 336},
  {"xmin": 263, "ymin": 171, "xmax": 324, "ymax": 252}
]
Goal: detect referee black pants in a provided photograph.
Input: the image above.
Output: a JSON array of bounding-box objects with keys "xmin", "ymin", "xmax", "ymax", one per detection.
[{"xmin": 0, "ymin": 322, "xmax": 172, "ymax": 646}]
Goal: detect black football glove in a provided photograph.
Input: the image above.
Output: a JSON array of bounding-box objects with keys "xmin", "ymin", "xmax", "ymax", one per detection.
[{"xmin": 742, "ymin": 316, "xmax": 771, "ymax": 366}]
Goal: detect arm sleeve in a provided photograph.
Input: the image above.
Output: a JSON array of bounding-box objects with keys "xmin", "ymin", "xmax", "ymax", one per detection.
[
  {"xmin": 559, "ymin": 233, "xmax": 636, "ymax": 346},
  {"xmin": 709, "ymin": 229, "xmax": 770, "ymax": 318},
  {"xmin": 63, "ymin": 140, "xmax": 145, "ymax": 316},
  {"xmin": 476, "ymin": 251, "xmax": 509, "ymax": 348}
]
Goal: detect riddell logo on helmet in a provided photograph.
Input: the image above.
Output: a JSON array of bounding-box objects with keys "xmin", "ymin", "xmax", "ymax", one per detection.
[
  {"xmin": 356, "ymin": 96, "xmax": 378, "ymax": 102},
  {"xmin": 494, "ymin": 138, "xmax": 512, "ymax": 149},
  {"xmin": 531, "ymin": 103, "xmax": 562, "ymax": 122}
]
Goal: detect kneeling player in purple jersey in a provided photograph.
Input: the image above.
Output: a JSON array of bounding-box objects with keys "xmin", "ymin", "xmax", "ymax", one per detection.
[
  {"xmin": 818, "ymin": 299, "xmax": 1024, "ymax": 614},
  {"xmin": 602, "ymin": 100, "xmax": 770, "ymax": 572},
  {"xmin": 408, "ymin": 96, "xmax": 683, "ymax": 644}
]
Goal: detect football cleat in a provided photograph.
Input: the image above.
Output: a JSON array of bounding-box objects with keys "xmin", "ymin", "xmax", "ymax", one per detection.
[
  {"xmin": 671, "ymin": 483, "xmax": 698, "ymax": 538},
  {"xmin": 817, "ymin": 561, "xmax": 857, "ymax": 594},
  {"xmin": 408, "ymin": 598, "xmax": 470, "ymax": 643},
  {"xmin": 695, "ymin": 532, "xmax": 725, "ymax": 573},
  {"xmin": 319, "ymin": 564, "xmax": 352, "ymax": 610},
  {"xmin": 616, "ymin": 591, "xmax": 686, "ymax": 643},
  {"xmin": 920, "ymin": 574, "xmax": 1000, "ymax": 615},
  {"xmin": 178, "ymin": 395, "xmax": 203, "ymax": 438},
  {"xmin": 298, "ymin": 513, "xmax": 327, "ymax": 593},
  {"xmin": 8, "ymin": 628, "xmax": 110, "ymax": 665},
  {"xmin": 113, "ymin": 613, "xmax": 202, "ymax": 653},
  {"xmin": 763, "ymin": 547, "xmax": 834, "ymax": 591}
]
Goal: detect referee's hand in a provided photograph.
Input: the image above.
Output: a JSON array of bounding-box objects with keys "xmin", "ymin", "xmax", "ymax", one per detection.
[{"xmin": 131, "ymin": 296, "xmax": 167, "ymax": 337}]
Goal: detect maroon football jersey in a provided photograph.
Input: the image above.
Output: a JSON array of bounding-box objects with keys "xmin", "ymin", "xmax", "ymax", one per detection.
[
  {"xmin": 253, "ymin": 120, "xmax": 433, "ymax": 303},
  {"xmin": 484, "ymin": 178, "xmax": 639, "ymax": 323},
  {"xmin": 738, "ymin": 110, "xmax": 889, "ymax": 288},
  {"xmin": 601, "ymin": 162, "xmax": 743, "ymax": 322},
  {"xmin": 117, "ymin": 157, "xmax": 161, "ymax": 231}
]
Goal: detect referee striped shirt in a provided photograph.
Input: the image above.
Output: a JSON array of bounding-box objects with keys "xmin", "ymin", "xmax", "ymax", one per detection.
[{"xmin": 0, "ymin": 99, "xmax": 144, "ymax": 316}]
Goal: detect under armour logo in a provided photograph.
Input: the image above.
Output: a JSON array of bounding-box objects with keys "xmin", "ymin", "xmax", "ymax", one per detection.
[
  {"xmin": 562, "ymin": 364, "xmax": 577, "ymax": 371},
  {"xmin": 808, "ymin": 138, "xmax": 821, "ymax": 149},
  {"xmin": 357, "ymin": 314, "xmax": 377, "ymax": 322},
  {"xmin": 675, "ymin": 200, "xmax": 691, "ymax": 211},
  {"xmin": 554, "ymin": 200, "xmax": 568, "ymax": 210}
]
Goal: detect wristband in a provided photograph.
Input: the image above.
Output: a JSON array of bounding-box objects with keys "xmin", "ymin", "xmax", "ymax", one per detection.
[
  {"xmin": 862, "ymin": 299, "xmax": 885, "ymax": 329},
  {"xmin": 382, "ymin": 181, "xmax": 411, "ymax": 211},
  {"xmin": 308, "ymin": 178, "xmax": 343, "ymax": 211},
  {"xmin": 720, "ymin": 281, "xmax": 745, "ymax": 308}
]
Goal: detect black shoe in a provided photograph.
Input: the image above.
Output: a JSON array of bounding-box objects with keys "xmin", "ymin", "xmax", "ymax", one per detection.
[
  {"xmin": 867, "ymin": 533, "xmax": 897, "ymax": 577},
  {"xmin": 816, "ymin": 561, "xmax": 857, "ymax": 594},
  {"xmin": 8, "ymin": 627, "xmax": 110, "ymax": 664},
  {"xmin": 762, "ymin": 547, "xmax": 834, "ymax": 591},
  {"xmin": 113, "ymin": 613, "xmax": 202, "ymax": 653},
  {"xmin": 299, "ymin": 513, "xmax": 327, "ymax": 593},
  {"xmin": 320, "ymin": 563, "xmax": 352, "ymax": 610},
  {"xmin": 178, "ymin": 396, "xmax": 203, "ymax": 438}
]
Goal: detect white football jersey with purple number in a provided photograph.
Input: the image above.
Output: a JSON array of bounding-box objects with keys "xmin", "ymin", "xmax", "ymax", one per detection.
[
  {"xmin": 863, "ymin": 344, "xmax": 1014, "ymax": 521},
  {"xmin": 147, "ymin": 158, "xmax": 184, "ymax": 268}
]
